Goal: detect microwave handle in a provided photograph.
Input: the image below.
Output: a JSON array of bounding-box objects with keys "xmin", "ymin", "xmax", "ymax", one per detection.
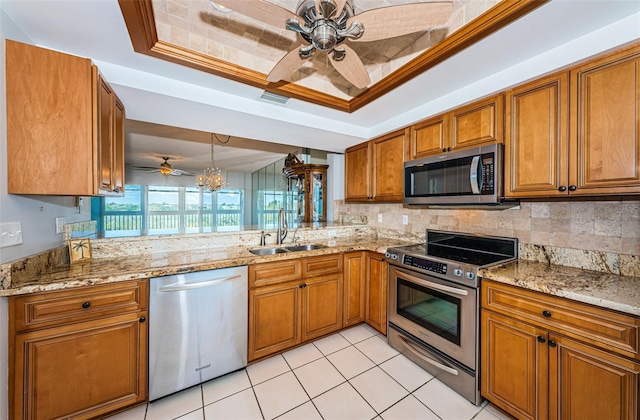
[{"xmin": 470, "ymin": 155, "xmax": 481, "ymax": 194}]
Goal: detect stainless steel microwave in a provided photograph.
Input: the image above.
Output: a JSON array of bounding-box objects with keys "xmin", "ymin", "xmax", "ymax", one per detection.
[{"xmin": 404, "ymin": 144, "xmax": 503, "ymax": 205}]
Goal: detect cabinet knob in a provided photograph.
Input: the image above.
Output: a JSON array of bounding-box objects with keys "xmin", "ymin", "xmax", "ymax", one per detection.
[
  {"xmin": 537, "ymin": 335, "xmax": 546, "ymax": 343},
  {"xmin": 447, "ymin": 147, "xmax": 451, "ymax": 151},
  {"xmin": 568, "ymin": 185, "xmax": 577, "ymax": 191},
  {"xmin": 82, "ymin": 302, "xmax": 91, "ymax": 309},
  {"xmin": 299, "ymin": 283, "xmax": 304, "ymax": 288},
  {"xmin": 542, "ymin": 310, "xmax": 552, "ymax": 318},
  {"xmin": 548, "ymin": 340, "xmax": 557, "ymax": 348},
  {"xmin": 558, "ymin": 186, "xmax": 567, "ymax": 192},
  {"xmin": 442, "ymin": 148, "xmax": 446, "ymax": 152},
  {"xmin": 139, "ymin": 317, "xmax": 146, "ymax": 323}
]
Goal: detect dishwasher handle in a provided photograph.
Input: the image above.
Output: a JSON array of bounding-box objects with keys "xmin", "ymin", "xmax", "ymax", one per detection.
[{"xmin": 158, "ymin": 274, "xmax": 241, "ymax": 292}]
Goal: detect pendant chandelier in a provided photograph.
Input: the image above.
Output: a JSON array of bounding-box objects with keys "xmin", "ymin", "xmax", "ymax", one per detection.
[{"xmin": 196, "ymin": 133, "xmax": 227, "ymax": 192}]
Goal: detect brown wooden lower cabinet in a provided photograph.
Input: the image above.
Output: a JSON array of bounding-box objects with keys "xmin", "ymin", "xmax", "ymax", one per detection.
[
  {"xmin": 365, "ymin": 252, "xmax": 387, "ymax": 335},
  {"xmin": 481, "ymin": 280, "xmax": 640, "ymax": 420},
  {"xmin": 343, "ymin": 251, "xmax": 366, "ymax": 327},
  {"xmin": 9, "ymin": 280, "xmax": 148, "ymax": 420},
  {"xmin": 301, "ymin": 274, "xmax": 343, "ymax": 341}
]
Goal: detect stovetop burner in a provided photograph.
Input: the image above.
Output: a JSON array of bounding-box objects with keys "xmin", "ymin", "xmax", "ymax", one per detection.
[{"xmin": 385, "ymin": 230, "xmax": 518, "ymax": 287}]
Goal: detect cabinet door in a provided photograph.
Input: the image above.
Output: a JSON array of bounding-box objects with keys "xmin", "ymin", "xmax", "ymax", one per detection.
[
  {"xmin": 249, "ymin": 282, "xmax": 301, "ymax": 361},
  {"xmin": 343, "ymin": 252, "xmax": 366, "ymax": 327},
  {"xmin": 365, "ymin": 253, "xmax": 387, "ymax": 335},
  {"xmin": 548, "ymin": 335, "xmax": 639, "ymax": 420},
  {"xmin": 12, "ymin": 313, "xmax": 147, "ymax": 420},
  {"xmin": 371, "ymin": 129, "xmax": 408, "ymax": 202},
  {"xmin": 113, "ymin": 96, "xmax": 126, "ymax": 194},
  {"xmin": 96, "ymin": 70, "xmax": 115, "ymax": 194},
  {"xmin": 451, "ymin": 94, "xmax": 504, "ymax": 150},
  {"xmin": 302, "ymin": 274, "xmax": 343, "ymax": 341},
  {"xmin": 481, "ymin": 311, "xmax": 548, "ymax": 420},
  {"xmin": 345, "ymin": 142, "xmax": 371, "ymax": 202},
  {"xmin": 408, "ymin": 114, "xmax": 449, "ymax": 159},
  {"xmin": 570, "ymin": 45, "xmax": 640, "ymax": 195},
  {"xmin": 505, "ymin": 72, "xmax": 569, "ymax": 197},
  {"xmin": 6, "ymin": 40, "xmax": 94, "ymax": 195}
]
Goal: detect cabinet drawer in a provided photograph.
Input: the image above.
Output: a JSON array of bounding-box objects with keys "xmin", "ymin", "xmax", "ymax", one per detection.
[
  {"xmin": 249, "ymin": 259, "xmax": 302, "ymax": 288},
  {"xmin": 482, "ymin": 280, "xmax": 640, "ymax": 359},
  {"xmin": 302, "ymin": 254, "xmax": 343, "ymax": 278},
  {"xmin": 10, "ymin": 280, "xmax": 148, "ymax": 332}
]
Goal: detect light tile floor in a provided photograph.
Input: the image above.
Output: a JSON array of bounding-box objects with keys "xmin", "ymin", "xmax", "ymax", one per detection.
[{"xmin": 108, "ymin": 324, "xmax": 514, "ymax": 420}]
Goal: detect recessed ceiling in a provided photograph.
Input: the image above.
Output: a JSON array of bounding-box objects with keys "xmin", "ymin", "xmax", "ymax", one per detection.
[{"xmin": 119, "ymin": 0, "xmax": 544, "ymax": 111}]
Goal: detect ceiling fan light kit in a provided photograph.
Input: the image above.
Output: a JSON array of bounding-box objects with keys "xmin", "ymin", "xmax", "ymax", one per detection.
[{"xmin": 218, "ymin": 0, "xmax": 453, "ymax": 90}]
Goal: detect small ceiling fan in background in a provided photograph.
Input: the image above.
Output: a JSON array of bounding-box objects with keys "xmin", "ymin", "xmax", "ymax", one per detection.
[
  {"xmin": 132, "ymin": 157, "xmax": 195, "ymax": 176},
  {"xmin": 212, "ymin": 0, "xmax": 453, "ymax": 89}
]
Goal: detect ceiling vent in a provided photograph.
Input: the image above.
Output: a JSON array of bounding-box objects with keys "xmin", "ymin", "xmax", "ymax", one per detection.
[{"xmin": 258, "ymin": 91, "xmax": 290, "ymax": 105}]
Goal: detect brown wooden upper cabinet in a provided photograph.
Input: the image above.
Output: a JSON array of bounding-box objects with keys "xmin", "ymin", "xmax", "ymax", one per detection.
[
  {"xmin": 6, "ymin": 40, "xmax": 125, "ymax": 196},
  {"xmin": 345, "ymin": 128, "xmax": 409, "ymax": 202},
  {"xmin": 408, "ymin": 94, "xmax": 504, "ymax": 160},
  {"xmin": 506, "ymin": 43, "xmax": 640, "ymax": 197}
]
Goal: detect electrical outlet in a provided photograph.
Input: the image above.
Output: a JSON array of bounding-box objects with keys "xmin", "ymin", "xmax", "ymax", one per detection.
[
  {"xmin": 328, "ymin": 230, "xmax": 337, "ymax": 238},
  {"xmin": 402, "ymin": 215, "xmax": 409, "ymax": 225},
  {"xmin": 378, "ymin": 214, "xmax": 382, "ymax": 223},
  {"xmin": 55, "ymin": 217, "xmax": 66, "ymax": 234},
  {"xmin": 0, "ymin": 222, "xmax": 23, "ymax": 247}
]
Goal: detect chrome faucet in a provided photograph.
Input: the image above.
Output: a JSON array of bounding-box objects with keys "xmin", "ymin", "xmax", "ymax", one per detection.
[{"xmin": 277, "ymin": 208, "xmax": 288, "ymax": 244}]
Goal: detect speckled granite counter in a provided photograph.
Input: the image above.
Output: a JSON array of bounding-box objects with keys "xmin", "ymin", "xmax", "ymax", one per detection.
[
  {"xmin": 0, "ymin": 235, "xmax": 414, "ymax": 296},
  {"xmin": 480, "ymin": 260, "xmax": 640, "ymax": 317}
]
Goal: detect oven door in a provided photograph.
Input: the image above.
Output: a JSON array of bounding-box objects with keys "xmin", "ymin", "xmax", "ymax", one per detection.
[{"xmin": 388, "ymin": 265, "xmax": 478, "ymax": 370}]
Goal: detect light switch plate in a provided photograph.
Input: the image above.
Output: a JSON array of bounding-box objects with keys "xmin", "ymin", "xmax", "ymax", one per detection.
[
  {"xmin": 1, "ymin": 222, "xmax": 23, "ymax": 247},
  {"xmin": 378, "ymin": 214, "xmax": 382, "ymax": 223},
  {"xmin": 55, "ymin": 217, "xmax": 66, "ymax": 234},
  {"xmin": 402, "ymin": 215, "xmax": 408, "ymax": 225}
]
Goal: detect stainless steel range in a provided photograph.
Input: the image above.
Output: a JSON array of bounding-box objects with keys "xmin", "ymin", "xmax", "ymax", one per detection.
[{"xmin": 385, "ymin": 230, "xmax": 517, "ymax": 405}]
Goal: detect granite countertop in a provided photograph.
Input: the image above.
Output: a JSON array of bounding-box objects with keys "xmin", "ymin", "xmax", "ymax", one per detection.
[
  {"xmin": 0, "ymin": 237, "xmax": 409, "ymax": 296},
  {"xmin": 480, "ymin": 260, "xmax": 640, "ymax": 317}
]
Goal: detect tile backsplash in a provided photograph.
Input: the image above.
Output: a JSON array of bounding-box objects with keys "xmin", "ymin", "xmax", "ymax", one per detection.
[{"xmin": 335, "ymin": 199, "xmax": 640, "ymax": 257}]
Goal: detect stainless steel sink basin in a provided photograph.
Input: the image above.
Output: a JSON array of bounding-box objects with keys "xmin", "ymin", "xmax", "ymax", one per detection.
[
  {"xmin": 284, "ymin": 244, "xmax": 327, "ymax": 252},
  {"xmin": 249, "ymin": 244, "xmax": 326, "ymax": 255},
  {"xmin": 249, "ymin": 247, "xmax": 289, "ymax": 255}
]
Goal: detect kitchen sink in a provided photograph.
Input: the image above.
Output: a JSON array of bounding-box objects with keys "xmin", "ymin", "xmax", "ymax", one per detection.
[
  {"xmin": 284, "ymin": 244, "xmax": 327, "ymax": 252},
  {"xmin": 249, "ymin": 247, "xmax": 289, "ymax": 255},
  {"xmin": 249, "ymin": 244, "xmax": 327, "ymax": 255}
]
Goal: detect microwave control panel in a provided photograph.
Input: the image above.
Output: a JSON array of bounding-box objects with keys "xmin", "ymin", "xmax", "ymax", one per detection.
[{"xmin": 481, "ymin": 155, "xmax": 494, "ymax": 193}]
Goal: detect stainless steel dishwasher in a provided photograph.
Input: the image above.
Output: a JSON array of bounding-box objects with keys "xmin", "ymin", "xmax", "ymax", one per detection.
[{"xmin": 149, "ymin": 265, "xmax": 248, "ymax": 401}]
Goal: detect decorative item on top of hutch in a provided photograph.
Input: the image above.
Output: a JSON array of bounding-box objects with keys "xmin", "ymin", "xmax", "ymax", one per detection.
[{"xmin": 283, "ymin": 154, "xmax": 329, "ymax": 223}]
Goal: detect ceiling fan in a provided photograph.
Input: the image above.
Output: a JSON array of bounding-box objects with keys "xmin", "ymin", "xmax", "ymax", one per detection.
[
  {"xmin": 132, "ymin": 157, "xmax": 195, "ymax": 176},
  {"xmin": 213, "ymin": 0, "xmax": 453, "ymax": 89}
]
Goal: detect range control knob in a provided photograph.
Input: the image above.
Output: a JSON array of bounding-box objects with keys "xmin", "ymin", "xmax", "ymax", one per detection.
[
  {"xmin": 385, "ymin": 252, "xmax": 398, "ymax": 260},
  {"xmin": 453, "ymin": 269, "xmax": 463, "ymax": 277},
  {"xmin": 465, "ymin": 272, "xmax": 476, "ymax": 280}
]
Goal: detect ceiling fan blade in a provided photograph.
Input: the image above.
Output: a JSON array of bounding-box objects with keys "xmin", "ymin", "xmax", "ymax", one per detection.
[
  {"xmin": 347, "ymin": 2, "xmax": 453, "ymax": 43},
  {"xmin": 173, "ymin": 169, "xmax": 195, "ymax": 176},
  {"xmin": 329, "ymin": 45, "xmax": 370, "ymax": 89},
  {"xmin": 267, "ymin": 44, "xmax": 308, "ymax": 83},
  {"xmin": 218, "ymin": 0, "xmax": 297, "ymax": 29}
]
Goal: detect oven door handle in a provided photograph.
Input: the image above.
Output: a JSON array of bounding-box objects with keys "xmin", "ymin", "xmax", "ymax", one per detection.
[
  {"xmin": 401, "ymin": 270, "xmax": 469, "ymax": 296},
  {"xmin": 397, "ymin": 335, "xmax": 459, "ymax": 376}
]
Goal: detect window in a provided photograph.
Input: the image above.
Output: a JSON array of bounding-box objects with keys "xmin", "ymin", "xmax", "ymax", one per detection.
[{"xmin": 94, "ymin": 185, "xmax": 244, "ymax": 236}]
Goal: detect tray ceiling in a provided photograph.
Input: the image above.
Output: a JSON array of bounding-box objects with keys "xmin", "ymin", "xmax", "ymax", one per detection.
[{"xmin": 119, "ymin": 0, "xmax": 547, "ymax": 112}]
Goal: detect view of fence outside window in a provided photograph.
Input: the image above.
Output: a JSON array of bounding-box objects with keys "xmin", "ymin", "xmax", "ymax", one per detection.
[{"xmin": 95, "ymin": 185, "xmax": 244, "ymax": 236}]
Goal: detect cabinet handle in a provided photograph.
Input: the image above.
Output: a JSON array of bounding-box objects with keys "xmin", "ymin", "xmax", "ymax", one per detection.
[
  {"xmin": 548, "ymin": 340, "xmax": 557, "ymax": 347},
  {"xmin": 537, "ymin": 336, "xmax": 546, "ymax": 343},
  {"xmin": 542, "ymin": 310, "xmax": 552, "ymax": 318},
  {"xmin": 82, "ymin": 302, "xmax": 91, "ymax": 309},
  {"xmin": 568, "ymin": 185, "xmax": 577, "ymax": 191},
  {"xmin": 299, "ymin": 283, "xmax": 305, "ymax": 288},
  {"xmin": 139, "ymin": 317, "xmax": 146, "ymax": 323},
  {"xmin": 558, "ymin": 186, "xmax": 567, "ymax": 192}
]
